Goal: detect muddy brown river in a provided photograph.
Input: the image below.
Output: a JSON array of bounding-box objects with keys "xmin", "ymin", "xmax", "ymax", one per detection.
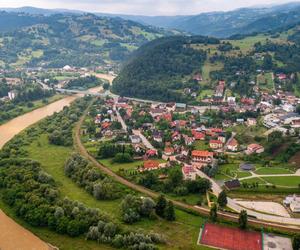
[{"xmin": 0, "ymin": 82, "xmax": 107, "ymax": 250}]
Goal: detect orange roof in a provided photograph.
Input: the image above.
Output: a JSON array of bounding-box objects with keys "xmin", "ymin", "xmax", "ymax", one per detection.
[
  {"xmin": 228, "ymin": 138, "xmax": 238, "ymax": 146},
  {"xmin": 164, "ymin": 147, "xmax": 174, "ymax": 154},
  {"xmin": 192, "ymin": 150, "xmax": 213, "ymax": 158},
  {"xmin": 101, "ymin": 122, "xmax": 111, "ymax": 129},
  {"xmin": 143, "ymin": 160, "xmax": 159, "ymax": 169}
]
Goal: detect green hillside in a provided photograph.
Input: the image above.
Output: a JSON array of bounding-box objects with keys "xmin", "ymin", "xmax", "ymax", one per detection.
[
  {"xmin": 113, "ymin": 25, "xmax": 300, "ymax": 102},
  {"xmin": 0, "ymin": 12, "xmax": 170, "ymax": 69}
]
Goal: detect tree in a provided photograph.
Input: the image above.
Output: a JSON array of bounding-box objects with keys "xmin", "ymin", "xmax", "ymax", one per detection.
[
  {"xmin": 217, "ymin": 190, "xmax": 228, "ymax": 207},
  {"xmin": 239, "ymin": 210, "xmax": 248, "ymax": 229},
  {"xmin": 169, "ymin": 168, "xmax": 183, "ymax": 187},
  {"xmin": 297, "ymin": 104, "xmax": 300, "ymax": 115},
  {"xmin": 155, "ymin": 195, "xmax": 167, "ymax": 217},
  {"xmin": 292, "ymin": 235, "xmax": 300, "ymax": 250},
  {"xmin": 209, "ymin": 204, "xmax": 217, "ymax": 222},
  {"xmin": 165, "ymin": 201, "xmax": 176, "ymax": 221},
  {"xmin": 140, "ymin": 197, "xmax": 156, "ymax": 217},
  {"xmin": 262, "ymin": 54, "xmax": 273, "ymax": 70}
]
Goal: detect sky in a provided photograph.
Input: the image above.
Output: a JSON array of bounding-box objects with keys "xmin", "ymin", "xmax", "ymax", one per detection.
[{"xmin": 0, "ymin": 0, "xmax": 298, "ymax": 15}]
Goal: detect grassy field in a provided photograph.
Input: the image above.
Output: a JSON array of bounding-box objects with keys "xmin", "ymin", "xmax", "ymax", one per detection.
[
  {"xmin": 194, "ymin": 140, "xmax": 210, "ymax": 150},
  {"xmin": 262, "ymin": 176, "xmax": 300, "ymax": 187},
  {"xmin": 257, "ymin": 72, "xmax": 274, "ymax": 92},
  {"xmin": 99, "ymin": 158, "xmax": 144, "ymax": 172},
  {"xmin": 18, "ymin": 130, "xmax": 214, "ymax": 249},
  {"xmin": 255, "ymin": 167, "xmax": 294, "ymax": 175}
]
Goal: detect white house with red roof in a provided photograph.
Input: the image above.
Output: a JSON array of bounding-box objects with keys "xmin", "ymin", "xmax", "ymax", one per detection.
[
  {"xmin": 227, "ymin": 138, "xmax": 238, "ymax": 152},
  {"xmin": 245, "ymin": 144, "xmax": 264, "ymax": 155},
  {"xmin": 191, "ymin": 150, "xmax": 214, "ymax": 165},
  {"xmin": 182, "ymin": 165, "xmax": 197, "ymax": 180}
]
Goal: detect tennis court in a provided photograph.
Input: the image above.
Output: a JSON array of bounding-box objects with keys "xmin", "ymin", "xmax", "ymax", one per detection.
[{"xmin": 199, "ymin": 223, "xmax": 262, "ymax": 250}]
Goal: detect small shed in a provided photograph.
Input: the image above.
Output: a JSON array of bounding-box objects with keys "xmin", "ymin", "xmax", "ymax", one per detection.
[{"xmin": 224, "ymin": 179, "xmax": 241, "ymax": 190}]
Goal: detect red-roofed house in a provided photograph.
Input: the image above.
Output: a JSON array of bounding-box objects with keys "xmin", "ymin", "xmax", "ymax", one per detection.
[
  {"xmin": 142, "ymin": 160, "xmax": 160, "ymax": 171},
  {"xmin": 146, "ymin": 149, "xmax": 158, "ymax": 157},
  {"xmin": 101, "ymin": 122, "xmax": 111, "ymax": 130},
  {"xmin": 227, "ymin": 138, "xmax": 238, "ymax": 152},
  {"xmin": 209, "ymin": 140, "xmax": 223, "ymax": 149},
  {"xmin": 191, "ymin": 150, "xmax": 214, "ymax": 164},
  {"xmin": 194, "ymin": 132, "xmax": 205, "ymax": 140},
  {"xmin": 172, "ymin": 131, "xmax": 181, "ymax": 141},
  {"xmin": 246, "ymin": 144, "xmax": 264, "ymax": 155},
  {"xmin": 182, "ymin": 165, "xmax": 197, "ymax": 180}
]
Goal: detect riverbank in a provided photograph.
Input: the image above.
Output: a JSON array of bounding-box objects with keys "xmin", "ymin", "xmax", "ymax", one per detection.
[
  {"xmin": 0, "ymin": 94, "xmax": 65, "ymax": 125},
  {"xmin": 0, "ymin": 95, "xmax": 77, "ymax": 148}
]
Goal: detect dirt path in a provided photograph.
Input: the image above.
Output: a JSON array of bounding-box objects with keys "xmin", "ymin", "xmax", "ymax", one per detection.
[{"xmin": 0, "ymin": 210, "xmax": 51, "ymax": 250}]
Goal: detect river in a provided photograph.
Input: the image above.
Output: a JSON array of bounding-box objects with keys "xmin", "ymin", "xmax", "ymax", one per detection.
[{"xmin": 0, "ymin": 81, "xmax": 107, "ymax": 250}]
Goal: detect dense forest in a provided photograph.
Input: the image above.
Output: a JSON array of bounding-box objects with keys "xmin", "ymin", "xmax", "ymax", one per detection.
[{"xmin": 112, "ymin": 36, "xmax": 219, "ymax": 102}]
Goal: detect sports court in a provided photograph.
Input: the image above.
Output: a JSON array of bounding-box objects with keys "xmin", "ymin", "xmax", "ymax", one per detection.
[{"xmin": 199, "ymin": 223, "xmax": 262, "ymax": 250}]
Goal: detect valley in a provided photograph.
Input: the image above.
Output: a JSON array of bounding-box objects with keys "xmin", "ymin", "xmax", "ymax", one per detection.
[{"xmin": 1, "ymin": 2, "xmax": 300, "ymax": 250}]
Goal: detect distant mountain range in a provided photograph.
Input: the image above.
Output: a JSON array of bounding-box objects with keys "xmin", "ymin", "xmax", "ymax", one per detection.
[
  {"xmin": 0, "ymin": 12, "xmax": 170, "ymax": 69},
  {"xmin": 2, "ymin": 2, "xmax": 300, "ymax": 37}
]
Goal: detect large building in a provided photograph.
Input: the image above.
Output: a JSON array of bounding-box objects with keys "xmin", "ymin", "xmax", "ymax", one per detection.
[{"xmin": 191, "ymin": 150, "xmax": 214, "ymax": 164}]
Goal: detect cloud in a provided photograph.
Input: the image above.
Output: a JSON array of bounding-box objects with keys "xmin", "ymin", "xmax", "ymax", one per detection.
[{"xmin": 0, "ymin": 0, "xmax": 298, "ymax": 15}]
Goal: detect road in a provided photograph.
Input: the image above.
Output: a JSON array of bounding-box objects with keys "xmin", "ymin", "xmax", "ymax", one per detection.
[
  {"xmin": 195, "ymin": 166, "xmax": 300, "ymax": 226},
  {"xmin": 132, "ymin": 129, "xmax": 155, "ymax": 149},
  {"xmin": 55, "ymin": 88, "xmax": 219, "ymax": 114},
  {"xmin": 75, "ymin": 104, "xmax": 300, "ymax": 232}
]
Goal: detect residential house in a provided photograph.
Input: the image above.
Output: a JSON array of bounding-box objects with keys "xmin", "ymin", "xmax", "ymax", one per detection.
[
  {"xmin": 224, "ymin": 179, "xmax": 241, "ymax": 190},
  {"xmin": 191, "ymin": 150, "xmax": 214, "ymax": 165},
  {"xmin": 209, "ymin": 140, "xmax": 223, "ymax": 150},
  {"xmin": 182, "ymin": 165, "xmax": 197, "ymax": 180},
  {"xmin": 130, "ymin": 135, "xmax": 141, "ymax": 144},
  {"xmin": 142, "ymin": 160, "xmax": 160, "ymax": 171},
  {"xmin": 149, "ymin": 108, "xmax": 165, "ymax": 118},
  {"xmin": 218, "ymin": 136, "xmax": 226, "ymax": 144},
  {"xmin": 162, "ymin": 147, "xmax": 175, "ymax": 161},
  {"xmin": 246, "ymin": 144, "xmax": 264, "ymax": 155},
  {"xmin": 183, "ymin": 135, "xmax": 194, "ymax": 146},
  {"xmin": 247, "ymin": 118, "xmax": 257, "ymax": 126},
  {"xmin": 227, "ymin": 138, "xmax": 238, "ymax": 152},
  {"xmin": 145, "ymin": 149, "xmax": 158, "ymax": 158}
]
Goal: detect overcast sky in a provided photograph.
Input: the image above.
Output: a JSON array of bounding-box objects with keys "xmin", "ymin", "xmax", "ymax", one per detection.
[{"xmin": 0, "ymin": 0, "xmax": 298, "ymax": 15}]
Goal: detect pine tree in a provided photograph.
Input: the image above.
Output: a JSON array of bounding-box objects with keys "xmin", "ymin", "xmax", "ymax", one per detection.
[
  {"xmin": 165, "ymin": 201, "xmax": 176, "ymax": 221},
  {"xmin": 155, "ymin": 195, "xmax": 167, "ymax": 217},
  {"xmin": 209, "ymin": 204, "xmax": 217, "ymax": 222},
  {"xmin": 239, "ymin": 210, "xmax": 248, "ymax": 229},
  {"xmin": 217, "ymin": 190, "xmax": 228, "ymax": 207}
]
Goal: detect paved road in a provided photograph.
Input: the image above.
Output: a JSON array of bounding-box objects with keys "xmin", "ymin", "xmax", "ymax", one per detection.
[
  {"xmin": 196, "ymin": 167, "xmax": 300, "ymax": 226},
  {"xmin": 75, "ymin": 104, "xmax": 300, "ymax": 231},
  {"xmin": 132, "ymin": 129, "xmax": 155, "ymax": 150},
  {"xmin": 239, "ymin": 169, "xmax": 300, "ymax": 181},
  {"xmin": 114, "ymin": 103, "xmax": 128, "ymax": 131}
]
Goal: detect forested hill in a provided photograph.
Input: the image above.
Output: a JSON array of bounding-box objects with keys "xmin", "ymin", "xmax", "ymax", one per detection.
[
  {"xmin": 113, "ymin": 23, "xmax": 300, "ymax": 102},
  {"xmin": 0, "ymin": 12, "xmax": 172, "ymax": 69},
  {"xmin": 112, "ymin": 36, "xmax": 219, "ymax": 102}
]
